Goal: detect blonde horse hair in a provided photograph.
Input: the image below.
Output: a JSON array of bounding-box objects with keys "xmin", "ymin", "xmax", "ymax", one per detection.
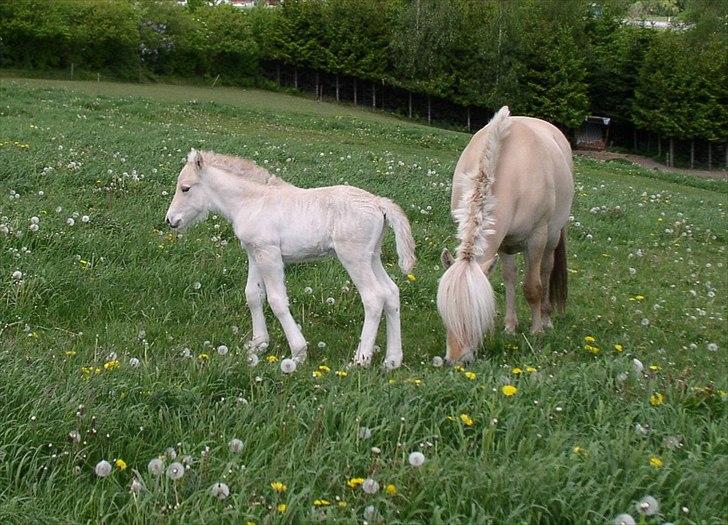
[{"xmin": 437, "ymin": 107, "xmax": 511, "ymax": 355}]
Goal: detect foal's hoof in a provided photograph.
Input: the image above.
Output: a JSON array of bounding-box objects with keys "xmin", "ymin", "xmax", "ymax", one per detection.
[
  {"xmin": 383, "ymin": 356, "xmax": 402, "ymax": 371},
  {"xmin": 445, "ymin": 352, "xmax": 475, "ymax": 366},
  {"xmin": 504, "ymin": 324, "xmax": 518, "ymax": 335},
  {"xmin": 292, "ymin": 351, "xmax": 307, "ymax": 364},
  {"xmin": 247, "ymin": 339, "xmax": 269, "ymax": 354},
  {"xmin": 529, "ymin": 326, "xmax": 544, "ymax": 335},
  {"xmin": 353, "ymin": 355, "xmax": 372, "ymax": 368}
]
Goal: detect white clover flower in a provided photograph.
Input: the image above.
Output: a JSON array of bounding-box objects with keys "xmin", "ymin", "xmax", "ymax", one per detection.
[
  {"xmin": 68, "ymin": 430, "xmax": 81, "ymax": 444},
  {"xmin": 81, "ymin": 215, "xmax": 90, "ymax": 223},
  {"xmin": 193, "ymin": 281, "xmax": 202, "ymax": 290},
  {"xmin": 636, "ymin": 495, "xmax": 659, "ymax": 516},
  {"xmin": 632, "ymin": 359, "xmax": 644, "ymax": 374},
  {"xmin": 165, "ymin": 447, "xmax": 177, "ymax": 460},
  {"xmin": 317, "ymin": 341, "xmax": 326, "ymax": 349},
  {"xmin": 210, "ymin": 482, "xmax": 230, "ymax": 500},
  {"xmin": 358, "ymin": 426, "xmax": 372, "ymax": 439},
  {"xmin": 613, "ymin": 513, "xmax": 636, "ymax": 525},
  {"xmin": 30, "ymin": 217, "xmax": 39, "ymax": 225},
  {"xmin": 217, "ymin": 345, "xmax": 229, "ymax": 356},
  {"xmin": 180, "ymin": 347, "xmax": 192, "ymax": 358},
  {"xmin": 362, "ymin": 478, "xmax": 379, "ymax": 494},
  {"xmin": 94, "ymin": 460, "xmax": 112, "ymax": 478},
  {"xmin": 247, "ymin": 353, "xmax": 259, "ymax": 367},
  {"xmin": 130, "ymin": 477, "xmax": 143, "ymax": 495},
  {"xmin": 371, "ymin": 446, "xmax": 381, "ymax": 454},
  {"xmin": 707, "ymin": 342, "xmax": 718, "ymax": 352},
  {"xmin": 66, "ymin": 218, "xmax": 75, "ymax": 226},
  {"xmin": 29, "ymin": 223, "xmax": 39, "ymax": 232},
  {"xmin": 304, "ymin": 286, "xmax": 313, "ymax": 294},
  {"xmin": 280, "ymin": 358, "xmax": 297, "ymax": 374},
  {"xmin": 228, "ymin": 438, "xmax": 244, "ymax": 453},
  {"xmin": 432, "ymin": 356, "xmax": 444, "ymax": 367},
  {"xmin": 166, "ymin": 462, "xmax": 184, "ymax": 480},
  {"xmin": 148, "ymin": 458, "xmax": 165, "ymax": 476},
  {"xmin": 129, "ymin": 357, "xmax": 140, "ymax": 368},
  {"xmin": 12, "ymin": 270, "xmax": 23, "ymax": 280},
  {"xmin": 641, "ymin": 318, "xmax": 650, "ymax": 326},
  {"xmin": 408, "ymin": 451, "xmax": 426, "ymax": 467},
  {"xmin": 326, "ymin": 297, "xmax": 335, "ymax": 305},
  {"xmin": 629, "ymin": 267, "xmax": 636, "ymax": 276}
]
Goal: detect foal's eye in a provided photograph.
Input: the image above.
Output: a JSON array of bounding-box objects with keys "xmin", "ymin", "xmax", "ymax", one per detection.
[{"xmin": 181, "ymin": 186, "xmax": 191, "ymax": 193}]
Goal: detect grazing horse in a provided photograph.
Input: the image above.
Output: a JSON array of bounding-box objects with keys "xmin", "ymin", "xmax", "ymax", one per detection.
[
  {"xmin": 437, "ymin": 107, "xmax": 574, "ymax": 364},
  {"xmin": 165, "ymin": 149, "xmax": 416, "ymax": 369}
]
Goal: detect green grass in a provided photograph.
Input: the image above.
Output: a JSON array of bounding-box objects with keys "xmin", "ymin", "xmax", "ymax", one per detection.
[{"xmin": 0, "ymin": 78, "xmax": 726, "ymax": 525}]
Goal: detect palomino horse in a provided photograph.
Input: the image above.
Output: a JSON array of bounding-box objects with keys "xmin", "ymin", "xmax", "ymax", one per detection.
[
  {"xmin": 437, "ymin": 107, "xmax": 574, "ymax": 364},
  {"xmin": 165, "ymin": 149, "xmax": 416, "ymax": 369}
]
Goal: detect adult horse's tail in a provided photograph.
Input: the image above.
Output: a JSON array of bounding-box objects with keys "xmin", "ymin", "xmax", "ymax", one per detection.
[
  {"xmin": 437, "ymin": 106, "xmax": 511, "ymax": 353},
  {"xmin": 380, "ymin": 199, "xmax": 416, "ymax": 274},
  {"xmin": 550, "ymin": 227, "xmax": 568, "ymax": 313}
]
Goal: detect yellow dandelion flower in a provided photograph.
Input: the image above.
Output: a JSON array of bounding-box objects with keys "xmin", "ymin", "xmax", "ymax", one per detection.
[
  {"xmin": 65, "ymin": 351, "xmax": 77, "ymax": 358},
  {"xmin": 114, "ymin": 458, "xmax": 127, "ymax": 470},
  {"xmin": 337, "ymin": 501, "xmax": 348, "ymax": 508},
  {"xmin": 406, "ymin": 273, "xmax": 416, "ymax": 282},
  {"xmin": 335, "ymin": 370, "xmax": 348, "ymax": 378},
  {"xmin": 276, "ymin": 503, "xmax": 287, "ymax": 513},
  {"xmin": 584, "ymin": 344, "xmax": 600, "ymax": 354},
  {"xmin": 454, "ymin": 365, "xmax": 465, "ymax": 372},
  {"xmin": 650, "ymin": 392, "xmax": 664, "ymax": 406},
  {"xmin": 462, "ymin": 371, "xmax": 476, "ymax": 380},
  {"xmin": 649, "ymin": 455, "xmax": 663, "ymax": 469},
  {"xmin": 459, "ymin": 413, "xmax": 474, "ymax": 426},
  {"xmin": 584, "ymin": 336, "xmax": 596, "ymax": 343},
  {"xmin": 649, "ymin": 364, "xmax": 661, "ymax": 371},
  {"xmin": 385, "ymin": 484, "xmax": 397, "ymax": 495},
  {"xmin": 387, "ymin": 378, "xmax": 397, "ymax": 384},
  {"xmin": 501, "ymin": 384, "xmax": 518, "ymax": 396},
  {"xmin": 104, "ymin": 360, "xmax": 120, "ymax": 370},
  {"xmin": 512, "ymin": 367, "xmax": 523, "ymax": 375},
  {"xmin": 312, "ymin": 370, "xmax": 322, "ymax": 378},
  {"xmin": 270, "ymin": 481, "xmax": 287, "ymax": 493},
  {"xmin": 572, "ymin": 446, "xmax": 585, "ymax": 455},
  {"xmin": 197, "ymin": 353, "xmax": 209, "ymax": 361},
  {"xmin": 346, "ymin": 477, "xmax": 365, "ymax": 489},
  {"xmin": 266, "ymin": 355, "xmax": 279, "ymax": 363},
  {"xmin": 526, "ymin": 366, "xmax": 538, "ymax": 373},
  {"xmin": 634, "ymin": 294, "xmax": 645, "ymax": 301},
  {"xmin": 318, "ymin": 365, "xmax": 331, "ymax": 373},
  {"xmin": 313, "ymin": 499, "xmax": 331, "ymax": 507},
  {"xmin": 614, "ymin": 344, "xmax": 624, "ymax": 352}
]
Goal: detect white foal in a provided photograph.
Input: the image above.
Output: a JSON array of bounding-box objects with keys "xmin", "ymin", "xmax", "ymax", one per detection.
[{"xmin": 165, "ymin": 149, "xmax": 416, "ymax": 369}]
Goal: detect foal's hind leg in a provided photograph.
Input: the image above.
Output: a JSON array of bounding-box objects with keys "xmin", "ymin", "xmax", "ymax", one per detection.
[
  {"xmin": 337, "ymin": 250, "xmax": 386, "ymax": 367},
  {"xmin": 501, "ymin": 253, "xmax": 519, "ymax": 334},
  {"xmin": 372, "ymin": 256, "xmax": 403, "ymax": 370}
]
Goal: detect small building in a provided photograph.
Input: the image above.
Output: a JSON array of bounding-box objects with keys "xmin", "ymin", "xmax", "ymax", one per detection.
[{"xmin": 576, "ymin": 116, "xmax": 611, "ymax": 150}]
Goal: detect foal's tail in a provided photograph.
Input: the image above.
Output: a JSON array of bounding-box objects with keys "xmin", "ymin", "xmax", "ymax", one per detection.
[
  {"xmin": 379, "ymin": 199, "xmax": 416, "ymax": 274},
  {"xmin": 550, "ymin": 227, "xmax": 568, "ymax": 314},
  {"xmin": 437, "ymin": 258, "xmax": 496, "ymax": 352}
]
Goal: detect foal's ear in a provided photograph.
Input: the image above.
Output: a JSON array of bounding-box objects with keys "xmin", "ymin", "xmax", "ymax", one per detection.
[
  {"xmin": 188, "ymin": 149, "xmax": 204, "ymax": 170},
  {"xmin": 441, "ymin": 249, "xmax": 455, "ymax": 269}
]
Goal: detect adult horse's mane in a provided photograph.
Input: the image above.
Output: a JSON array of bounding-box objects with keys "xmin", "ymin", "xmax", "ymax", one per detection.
[{"xmin": 194, "ymin": 150, "xmax": 290, "ymax": 186}]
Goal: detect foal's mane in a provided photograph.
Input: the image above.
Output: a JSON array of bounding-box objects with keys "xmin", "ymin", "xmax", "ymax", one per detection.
[{"xmin": 197, "ymin": 150, "xmax": 289, "ymax": 186}]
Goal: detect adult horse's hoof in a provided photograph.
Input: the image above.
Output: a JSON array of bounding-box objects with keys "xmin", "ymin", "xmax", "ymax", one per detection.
[{"xmin": 383, "ymin": 357, "xmax": 402, "ymax": 371}]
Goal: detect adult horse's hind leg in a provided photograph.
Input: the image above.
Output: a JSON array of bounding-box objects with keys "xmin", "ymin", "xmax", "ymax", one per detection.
[
  {"xmin": 524, "ymin": 230, "xmax": 547, "ymax": 334},
  {"xmin": 372, "ymin": 255, "xmax": 403, "ymax": 370},
  {"xmin": 501, "ymin": 253, "xmax": 519, "ymax": 334},
  {"xmin": 539, "ymin": 247, "xmax": 556, "ymax": 329},
  {"xmin": 337, "ymin": 247, "xmax": 386, "ymax": 367},
  {"xmin": 245, "ymin": 255, "xmax": 270, "ymax": 352}
]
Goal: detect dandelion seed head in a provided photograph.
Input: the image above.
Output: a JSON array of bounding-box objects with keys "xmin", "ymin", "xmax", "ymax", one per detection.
[
  {"xmin": 148, "ymin": 458, "xmax": 164, "ymax": 476},
  {"xmin": 130, "ymin": 477, "xmax": 142, "ymax": 494},
  {"xmin": 217, "ymin": 345, "xmax": 229, "ymax": 356},
  {"xmin": 129, "ymin": 357, "xmax": 140, "ymax": 368},
  {"xmin": 228, "ymin": 438, "xmax": 244, "ymax": 453},
  {"xmin": 636, "ymin": 495, "xmax": 659, "ymax": 515},
  {"xmin": 210, "ymin": 482, "xmax": 230, "ymax": 500},
  {"xmin": 613, "ymin": 514, "xmax": 636, "ymax": 525},
  {"xmin": 94, "ymin": 460, "xmax": 112, "ymax": 478},
  {"xmin": 362, "ymin": 478, "xmax": 379, "ymax": 494},
  {"xmin": 280, "ymin": 358, "xmax": 297, "ymax": 374},
  {"xmin": 432, "ymin": 356, "xmax": 443, "ymax": 367},
  {"xmin": 408, "ymin": 451, "xmax": 426, "ymax": 467},
  {"xmin": 247, "ymin": 353, "xmax": 259, "ymax": 367},
  {"xmin": 166, "ymin": 462, "xmax": 184, "ymax": 480},
  {"xmin": 358, "ymin": 426, "xmax": 372, "ymax": 439}
]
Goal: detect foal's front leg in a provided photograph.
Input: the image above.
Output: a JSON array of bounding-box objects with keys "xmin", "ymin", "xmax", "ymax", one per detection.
[
  {"xmin": 253, "ymin": 247, "xmax": 308, "ymax": 362},
  {"xmin": 244, "ymin": 255, "xmax": 269, "ymax": 353}
]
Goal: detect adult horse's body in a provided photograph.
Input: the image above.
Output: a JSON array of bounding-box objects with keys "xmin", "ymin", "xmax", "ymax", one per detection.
[
  {"xmin": 438, "ymin": 107, "xmax": 574, "ymax": 363},
  {"xmin": 165, "ymin": 149, "xmax": 415, "ymax": 369}
]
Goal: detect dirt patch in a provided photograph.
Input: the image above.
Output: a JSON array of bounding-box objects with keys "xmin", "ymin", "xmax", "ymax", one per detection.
[{"xmin": 574, "ymin": 149, "xmax": 727, "ymax": 181}]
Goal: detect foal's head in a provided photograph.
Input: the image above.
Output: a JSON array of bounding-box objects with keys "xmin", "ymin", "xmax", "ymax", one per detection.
[
  {"xmin": 439, "ymin": 248, "xmax": 498, "ymax": 364},
  {"xmin": 165, "ymin": 149, "xmax": 210, "ymax": 230}
]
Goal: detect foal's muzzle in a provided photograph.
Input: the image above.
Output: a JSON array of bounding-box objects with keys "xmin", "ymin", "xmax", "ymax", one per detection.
[{"xmin": 166, "ymin": 217, "xmax": 181, "ymax": 229}]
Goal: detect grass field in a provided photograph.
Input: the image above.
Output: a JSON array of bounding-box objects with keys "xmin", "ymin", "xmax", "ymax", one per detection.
[{"xmin": 1, "ymin": 78, "xmax": 726, "ymax": 524}]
